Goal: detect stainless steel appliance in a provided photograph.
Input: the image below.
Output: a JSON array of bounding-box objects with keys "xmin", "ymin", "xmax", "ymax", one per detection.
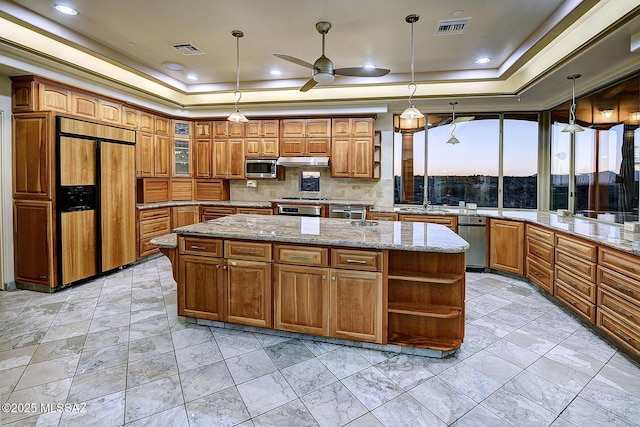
[
  {"xmin": 245, "ymin": 158, "xmax": 278, "ymax": 178},
  {"xmin": 277, "ymin": 203, "xmax": 322, "ymax": 217},
  {"xmin": 458, "ymin": 215, "xmax": 487, "ymax": 270},
  {"xmin": 329, "ymin": 205, "xmax": 366, "ymax": 219}
]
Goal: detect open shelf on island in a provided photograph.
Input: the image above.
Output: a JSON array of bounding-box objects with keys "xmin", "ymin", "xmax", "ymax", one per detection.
[
  {"xmin": 388, "ymin": 271, "xmax": 463, "ymax": 284},
  {"xmin": 388, "ymin": 302, "xmax": 462, "ymax": 318},
  {"xmin": 387, "ymin": 331, "xmax": 463, "ymax": 352}
]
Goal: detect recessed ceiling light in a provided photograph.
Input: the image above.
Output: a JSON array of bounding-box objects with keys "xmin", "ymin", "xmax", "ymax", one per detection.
[
  {"xmin": 364, "ymin": 64, "xmax": 377, "ymax": 69},
  {"xmin": 186, "ymin": 74, "xmax": 199, "ymax": 81},
  {"xmin": 475, "ymin": 56, "xmax": 491, "ymax": 64},
  {"xmin": 452, "ymin": 10, "xmax": 463, "ymax": 17},
  {"xmin": 270, "ymin": 69, "xmax": 282, "ymax": 75},
  {"xmin": 54, "ymin": 4, "xmax": 78, "ymax": 15},
  {"xmin": 163, "ymin": 62, "xmax": 184, "ymax": 71}
]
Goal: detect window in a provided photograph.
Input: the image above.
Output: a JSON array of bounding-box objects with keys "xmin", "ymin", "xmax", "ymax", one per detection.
[{"xmin": 393, "ymin": 113, "xmax": 539, "ymax": 209}]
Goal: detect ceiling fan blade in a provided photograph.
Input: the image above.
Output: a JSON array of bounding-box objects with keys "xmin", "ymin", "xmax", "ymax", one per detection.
[
  {"xmin": 334, "ymin": 67, "xmax": 390, "ymax": 77},
  {"xmin": 300, "ymin": 78, "xmax": 318, "ymax": 92},
  {"xmin": 273, "ymin": 54, "xmax": 315, "ymax": 69}
]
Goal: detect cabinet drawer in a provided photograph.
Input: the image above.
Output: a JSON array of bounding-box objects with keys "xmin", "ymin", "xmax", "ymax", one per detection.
[
  {"xmin": 331, "ymin": 248, "xmax": 382, "ymax": 271},
  {"xmin": 598, "ymin": 266, "xmax": 640, "ymax": 306},
  {"xmin": 180, "ymin": 237, "xmax": 223, "ymax": 257},
  {"xmin": 597, "ymin": 309, "xmax": 640, "ymax": 356},
  {"xmin": 555, "ymin": 249, "xmax": 596, "ymax": 282},
  {"xmin": 526, "ymin": 224, "xmax": 554, "ymax": 245},
  {"xmin": 526, "ymin": 237, "xmax": 554, "ymax": 268},
  {"xmin": 555, "ymin": 234, "xmax": 597, "ymax": 262},
  {"xmin": 555, "ymin": 266, "xmax": 596, "ymax": 303},
  {"xmin": 139, "ymin": 208, "xmax": 171, "ymax": 221},
  {"xmin": 139, "ymin": 237, "xmax": 161, "ymax": 257},
  {"xmin": 275, "ymin": 245, "xmax": 328, "ymax": 266},
  {"xmin": 225, "ymin": 241, "xmax": 272, "ymax": 261},
  {"xmin": 236, "ymin": 208, "xmax": 274, "ymax": 215},
  {"xmin": 555, "ymin": 284, "xmax": 596, "ymax": 323},
  {"xmin": 598, "ymin": 287, "xmax": 640, "ymax": 327},
  {"xmin": 201, "ymin": 206, "xmax": 236, "ymax": 216},
  {"xmin": 599, "ymin": 247, "xmax": 640, "ymax": 282},
  {"xmin": 140, "ymin": 217, "xmax": 171, "ymax": 238},
  {"xmin": 526, "ymin": 257, "xmax": 554, "ymax": 294},
  {"xmin": 399, "ymin": 214, "xmax": 457, "ymax": 230}
]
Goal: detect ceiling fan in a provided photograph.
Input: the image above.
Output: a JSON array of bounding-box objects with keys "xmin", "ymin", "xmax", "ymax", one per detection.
[{"xmin": 274, "ymin": 21, "xmax": 390, "ymax": 92}]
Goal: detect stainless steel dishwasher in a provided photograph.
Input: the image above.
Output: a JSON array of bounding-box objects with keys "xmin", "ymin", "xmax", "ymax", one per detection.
[{"xmin": 458, "ymin": 216, "xmax": 487, "ymax": 270}]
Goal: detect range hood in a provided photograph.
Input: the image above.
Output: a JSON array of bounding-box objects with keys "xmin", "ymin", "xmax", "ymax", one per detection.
[{"xmin": 276, "ymin": 157, "xmax": 330, "ymax": 167}]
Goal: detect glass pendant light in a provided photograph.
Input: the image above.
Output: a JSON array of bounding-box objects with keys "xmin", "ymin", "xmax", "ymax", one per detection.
[
  {"xmin": 400, "ymin": 14, "xmax": 424, "ymax": 123},
  {"xmin": 446, "ymin": 102, "xmax": 461, "ymax": 145},
  {"xmin": 561, "ymin": 74, "xmax": 584, "ymax": 133},
  {"xmin": 228, "ymin": 30, "xmax": 249, "ymax": 123}
]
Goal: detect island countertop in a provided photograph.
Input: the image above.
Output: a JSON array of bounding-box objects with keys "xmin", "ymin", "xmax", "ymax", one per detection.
[{"xmin": 164, "ymin": 214, "xmax": 469, "ymax": 253}]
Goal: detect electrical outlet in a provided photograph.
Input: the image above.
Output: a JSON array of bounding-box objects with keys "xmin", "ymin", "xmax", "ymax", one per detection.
[{"xmin": 246, "ymin": 180, "xmax": 257, "ymax": 188}]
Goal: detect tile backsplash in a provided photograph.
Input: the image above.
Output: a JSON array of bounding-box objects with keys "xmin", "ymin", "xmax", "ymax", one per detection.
[{"xmin": 230, "ymin": 167, "xmax": 394, "ymax": 207}]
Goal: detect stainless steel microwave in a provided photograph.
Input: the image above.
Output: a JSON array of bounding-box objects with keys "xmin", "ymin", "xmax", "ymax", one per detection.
[{"xmin": 245, "ymin": 158, "xmax": 278, "ymax": 179}]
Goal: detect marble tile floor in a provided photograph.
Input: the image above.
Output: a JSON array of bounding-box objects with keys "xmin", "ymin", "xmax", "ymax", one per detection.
[{"xmin": 1, "ymin": 255, "xmax": 640, "ymax": 427}]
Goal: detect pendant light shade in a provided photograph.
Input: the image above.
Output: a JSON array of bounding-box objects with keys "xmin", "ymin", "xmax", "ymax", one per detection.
[
  {"xmin": 446, "ymin": 102, "xmax": 461, "ymax": 144},
  {"xmin": 228, "ymin": 30, "xmax": 249, "ymax": 123},
  {"xmin": 561, "ymin": 74, "xmax": 584, "ymax": 133},
  {"xmin": 401, "ymin": 14, "xmax": 424, "ymax": 121}
]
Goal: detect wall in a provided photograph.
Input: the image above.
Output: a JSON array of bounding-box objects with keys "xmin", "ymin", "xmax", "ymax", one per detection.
[{"xmin": 0, "ymin": 75, "xmax": 13, "ymax": 289}]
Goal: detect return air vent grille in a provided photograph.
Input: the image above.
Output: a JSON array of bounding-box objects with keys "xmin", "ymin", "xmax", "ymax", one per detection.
[
  {"xmin": 171, "ymin": 43, "xmax": 204, "ymax": 55},
  {"xmin": 436, "ymin": 19, "xmax": 470, "ymax": 35}
]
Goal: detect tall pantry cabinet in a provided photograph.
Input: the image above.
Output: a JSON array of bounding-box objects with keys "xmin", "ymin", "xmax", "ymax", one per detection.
[{"xmin": 11, "ymin": 77, "xmax": 137, "ymax": 291}]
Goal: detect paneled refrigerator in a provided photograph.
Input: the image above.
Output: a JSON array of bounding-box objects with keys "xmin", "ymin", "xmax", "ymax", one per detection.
[{"xmin": 56, "ymin": 117, "xmax": 136, "ymax": 286}]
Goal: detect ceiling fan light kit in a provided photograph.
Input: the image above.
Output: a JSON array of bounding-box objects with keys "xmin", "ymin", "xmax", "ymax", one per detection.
[
  {"xmin": 561, "ymin": 73, "xmax": 584, "ymax": 133},
  {"xmin": 274, "ymin": 21, "xmax": 390, "ymax": 92},
  {"xmin": 401, "ymin": 14, "xmax": 424, "ymax": 122},
  {"xmin": 228, "ymin": 30, "xmax": 249, "ymax": 123}
]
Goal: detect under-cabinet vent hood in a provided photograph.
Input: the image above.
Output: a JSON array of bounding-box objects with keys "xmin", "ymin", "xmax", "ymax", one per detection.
[{"xmin": 276, "ymin": 157, "xmax": 330, "ymax": 167}]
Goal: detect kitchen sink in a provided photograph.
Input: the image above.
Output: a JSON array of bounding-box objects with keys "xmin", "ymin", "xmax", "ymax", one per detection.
[{"xmin": 350, "ymin": 220, "xmax": 379, "ymax": 227}]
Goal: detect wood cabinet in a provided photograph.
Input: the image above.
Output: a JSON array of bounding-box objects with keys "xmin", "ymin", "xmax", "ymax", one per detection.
[
  {"xmin": 138, "ymin": 111, "xmax": 155, "ymax": 132},
  {"xmin": 99, "ymin": 100, "xmax": 122, "ymax": 124},
  {"xmin": 525, "ymin": 224, "xmax": 555, "ymax": 294},
  {"xmin": 332, "ymin": 118, "xmax": 373, "ymax": 137},
  {"xmin": 71, "ymin": 93, "xmax": 98, "ymax": 119},
  {"xmin": 172, "ymin": 137, "xmax": 192, "ymax": 177},
  {"xmin": 280, "ymin": 118, "xmax": 331, "ymax": 156},
  {"xmin": 195, "ymin": 138, "xmax": 212, "ymax": 178},
  {"xmin": 367, "ymin": 212, "xmax": 398, "ymax": 221},
  {"xmin": 155, "ymin": 116, "xmax": 170, "ymax": 135},
  {"xmin": 331, "ymin": 137, "xmax": 373, "ymax": 178},
  {"xmin": 398, "ymin": 214, "xmax": 458, "ymax": 232},
  {"xmin": 280, "ymin": 137, "xmax": 331, "ymax": 156},
  {"xmin": 195, "ymin": 121, "xmax": 212, "ymax": 138},
  {"xmin": 246, "ymin": 120, "xmax": 279, "ymax": 138},
  {"xmin": 171, "ymin": 178, "xmax": 194, "ymax": 201},
  {"xmin": 172, "ymin": 205, "xmax": 199, "ymax": 228},
  {"xmin": 136, "ymin": 178, "xmax": 170, "ymax": 204},
  {"xmin": 194, "ymin": 180, "xmax": 230, "ymax": 201},
  {"xmin": 38, "ymin": 83, "xmax": 72, "ymax": 113},
  {"xmin": 13, "ymin": 112, "xmax": 54, "ymax": 200},
  {"xmin": 13, "ymin": 200, "xmax": 54, "ymax": 287},
  {"xmin": 200, "ymin": 206, "xmax": 236, "ymax": 221},
  {"xmin": 136, "ymin": 133, "xmax": 170, "ymax": 178},
  {"xmin": 122, "ymin": 106, "xmax": 138, "ymax": 128},
  {"xmin": 225, "ymin": 240, "xmax": 272, "ymax": 328},
  {"xmin": 138, "ymin": 208, "xmax": 171, "ymax": 258},
  {"xmin": 246, "ymin": 120, "xmax": 279, "ymax": 157},
  {"xmin": 489, "ymin": 219, "xmax": 524, "ymax": 275},
  {"xmin": 387, "ymin": 250, "xmax": 465, "ymax": 351},
  {"xmin": 178, "ymin": 237, "xmax": 225, "ymax": 321},
  {"xmin": 213, "ymin": 138, "xmax": 245, "ymax": 179},
  {"xmin": 555, "ymin": 233, "xmax": 597, "ymax": 323},
  {"xmin": 236, "ymin": 207, "xmax": 274, "ymax": 215}
]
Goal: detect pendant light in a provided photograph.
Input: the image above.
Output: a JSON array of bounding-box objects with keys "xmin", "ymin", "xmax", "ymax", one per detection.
[
  {"xmin": 446, "ymin": 102, "xmax": 461, "ymax": 145},
  {"xmin": 400, "ymin": 14, "xmax": 423, "ymax": 123},
  {"xmin": 561, "ymin": 74, "xmax": 584, "ymax": 133},
  {"xmin": 228, "ymin": 30, "xmax": 249, "ymax": 123}
]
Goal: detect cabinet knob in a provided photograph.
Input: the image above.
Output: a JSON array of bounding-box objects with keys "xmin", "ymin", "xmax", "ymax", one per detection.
[
  {"xmin": 223, "ymin": 265, "xmax": 227, "ymax": 270},
  {"xmin": 322, "ymin": 275, "xmax": 326, "ymax": 279},
  {"xmin": 215, "ymin": 264, "xmax": 220, "ymax": 269},
  {"xmin": 332, "ymin": 276, "xmax": 336, "ymax": 281}
]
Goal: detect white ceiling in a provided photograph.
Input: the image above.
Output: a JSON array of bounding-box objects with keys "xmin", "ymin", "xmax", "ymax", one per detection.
[{"xmin": 0, "ymin": 0, "xmax": 639, "ymax": 115}]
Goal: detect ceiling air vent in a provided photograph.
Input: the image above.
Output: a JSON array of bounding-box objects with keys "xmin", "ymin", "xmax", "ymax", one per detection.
[
  {"xmin": 435, "ymin": 18, "xmax": 469, "ymax": 35},
  {"xmin": 171, "ymin": 43, "xmax": 204, "ymax": 55}
]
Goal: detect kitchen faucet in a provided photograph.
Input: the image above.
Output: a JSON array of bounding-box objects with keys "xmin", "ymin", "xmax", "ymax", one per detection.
[{"xmin": 361, "ymin": 206, "xmax": 367, "ymax": 225}]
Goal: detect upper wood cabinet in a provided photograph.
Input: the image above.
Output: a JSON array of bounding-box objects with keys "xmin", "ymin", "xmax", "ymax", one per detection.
[
  {"xmin": 213, "ymin": 138, "xmax": 245, "ymax": 179},
  {"xmin": 246, "ymin": 138, "xmax": 279, "ymax": 157},
  {"xmin": 245, "ymin": 120, "xmax": 279, "ymax": 138},
  {"xmin": 99, "ymin": 100, "xmax": 122, "ymax": 124},
  {"xmin": 38, "ymin": 83, "xmax": 72, "ymax": 113},
  {"xmin": 280, "ymin": 138, "xmax": 330, "ymax": 157},
  {"xmin": 71, "ymin": 93, "xmax": 99, "ymax": 119},
  {"xmin": 136, "ymin": 132, "xmax": 154, "ymax": 177},
  {"xmin": 172, "ymin": 120, "xmax": 193, "ymax": 137},
  {"xmin": 489, "ymin": 219, "xmax": 524, "ymax": 275},
  {"xmin": 155, "ymin": 116, "xmax": 170, "ymax": 135},
  {"xmin": 330, "ymin": 137, "xmax": 373, "ymax": 178},
  {"xmin": 172, "ymin": 137, "xmax": 192, "ymax": 177},
  {"xmin": 211, "ymin": 120, "xmax": 244, "ymax": 138},
  {"xmin": 195, "ymin": 138, "xmax": 213, "ymax": 178},
  {"xmin": 122, "ymin": 107, "xmax": 139, "ymax": 129},
  {"xmin": 138, "ymin": 111, "xmax": 155, "ymax": 132},
  {"xmin": 245, "ymin": 120, "xmax": 280, "ymax": 157},
  {"xmin": 195, "ymin": 121, "xmax": 212, "ymax": 138},
  {"xmin": 281, "ymin": 118, "xmax": 331, "ymax": 138},
  {"xmin": 154, "ymin": 135, "xmax": 171, "ymax": 177},
  {"xmin": 332, "ymin": 118, "xmax": 374, "ymax": 137},
  {"xmin": 13, "ymin": 112, "xmax": 54, "ymax": 200}
]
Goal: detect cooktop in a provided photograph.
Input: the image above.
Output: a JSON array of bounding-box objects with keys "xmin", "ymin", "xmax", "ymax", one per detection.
[{"xmin": 281, "ymin": 197, "xmax": 328, "ymax": 201}]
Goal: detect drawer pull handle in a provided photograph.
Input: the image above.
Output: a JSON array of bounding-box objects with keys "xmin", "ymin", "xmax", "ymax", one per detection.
[
  {"xmin": 346, "ymin": 259, "xmax": 367, "ymax": 264},
  {"xmin": 565, "ymin": 261, "xmax": 577, "ymax": 268},
  {"xmin": 564, "ymin": 297, "xmax": 577, "ymax": 306},
  {"xmin": 290, "ymin": 255, "xmax": 310, "ymax": 259},
  {"xmin": 532, "ymin": 272, "xmax": 540, "ymax": 277},
  {"xmin": 191, "ymin": 245, "xmax": 207, "ymax": 250},
  {"xmin": 534, "ymin": 250, "xmax": 542, "ymax": 256},
  {"xmin": 614, "ymin": 329, "xmax": 632, "ymax": 342},
  {"xmin": 237, "ymin": 250, "xmax": 256, "ymax": 255},
  {"xmin": 613, "ymin": 284, "xmax": 632, "ymax": 295},
  {"xmin": 614, "ymin": 307, "xmax": 633, "ymax": 319}
]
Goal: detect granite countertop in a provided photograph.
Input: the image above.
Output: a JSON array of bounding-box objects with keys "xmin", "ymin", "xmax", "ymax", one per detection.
[
  {"xmin": 138, "ymin": 200, "xmax": 272, "ymax": 210},
  {"xmin": 269, "ymin": 198, "xmax": 375, "ymax": 206},
  {"xmin": 372, "ymin": 206, "xmax": 640, "ymax": 255},
  {"xmin": 154, "ymin": 214, "xmax": 468, "ymax": 253}
]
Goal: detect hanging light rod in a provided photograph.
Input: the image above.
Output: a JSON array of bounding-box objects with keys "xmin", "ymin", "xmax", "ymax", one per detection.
[
  {"xmin": 447, "ymin": 101, "xmax": 461, "ymax": 144},
  {"xmin": 561, "ymin": 73, "xmax": 584, "ymax": 133},
  {"xmin": 400, "ymin": 14, "xmax": 424, "ymax": 123},
  {"xmin": 228, "ymin": 30, "xmax": 249, "ymax": 123}
]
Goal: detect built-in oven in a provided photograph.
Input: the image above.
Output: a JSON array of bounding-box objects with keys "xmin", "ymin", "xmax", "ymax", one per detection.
[
  {"xmin": 245, "ymin": 158, "xmax": 278, "ymax": 179},
  {"xmin": 276, "ymin": 204, "xmax": 322, "ymax": 217}
]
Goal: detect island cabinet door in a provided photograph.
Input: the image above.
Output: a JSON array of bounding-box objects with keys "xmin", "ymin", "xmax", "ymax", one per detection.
[
  {"xmin": 178, "ymin": 255, "xmax": 224, "ymax": 321},
  {"xmin": 329, "ymin": 269, "xmax": 383, "ymax": 343},
  {"xmin": 226, "ymin": 260, "xmax": 272, "ymax": 328},
  {"xmin": 274, "ymin": 264, "xmax": 330, "ymax": 336}
]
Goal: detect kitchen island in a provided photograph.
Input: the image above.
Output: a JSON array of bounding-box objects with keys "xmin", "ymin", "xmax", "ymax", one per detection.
[{"xmin": 153, "ymin": 214, "xmax": 469, "ymax": 357}]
